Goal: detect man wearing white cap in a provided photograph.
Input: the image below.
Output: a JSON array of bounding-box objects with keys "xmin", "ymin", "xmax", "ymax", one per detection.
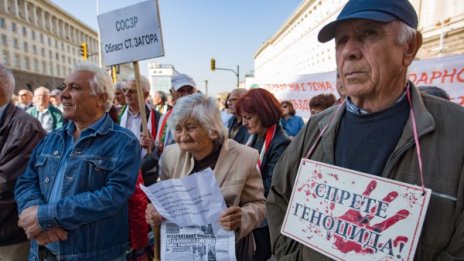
[
  {"xmin": 154, "ymin": 73, "xmax": 197, "ymax": 154},
  {"xmin": 267, "ymin": 0, "xmax": 464, "ymax": 260}
]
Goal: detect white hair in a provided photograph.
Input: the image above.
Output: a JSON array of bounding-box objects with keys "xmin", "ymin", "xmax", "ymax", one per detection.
[
  {"xmin": 72, "ymin": 63, "xmax": 114, "ymax": 111},
  {"xmin": 392, "ymin": 20, "xmax": 417, "ymax": 45},
  {"xmin": 0, "ymin": 64, "xmax": 15, "ymax": 100},
  {"xmin": 34, "ymin": 86, "xmax": 50, "ymax": 96},
  {"xmin": 114, "ymin": 80, "xmax": 127, "ymax": 91},
  {"xmin": 168, "ymin": 93, "xmax": 227, "ymax": 144},
  {"xmin": 127, "ymin": 74, "xmax": 150, "ymax": 93}
]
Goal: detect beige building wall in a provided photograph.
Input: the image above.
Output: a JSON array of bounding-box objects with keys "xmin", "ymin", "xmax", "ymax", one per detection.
[
  {"xmin": 254, "ymin": 0, "xmax": 464, "ymax": 81},
  {"xmin": 0, "ymin": 0, "xmax": 133, "ymax": 93}
]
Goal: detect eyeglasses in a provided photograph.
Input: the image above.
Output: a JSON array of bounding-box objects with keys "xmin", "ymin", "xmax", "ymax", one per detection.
[
  {"xmin": 122, "ymin": 88, "xmax": 137, "ymax": 95},
  {"xmin": 281, "ymin": 105, "xmax": 288, "ymax": 108}
]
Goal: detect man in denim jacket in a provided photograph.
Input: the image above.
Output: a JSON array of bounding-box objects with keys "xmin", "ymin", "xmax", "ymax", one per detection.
[{"xmin": 15, "ymin": 63, "xmax": 141, "ymax": 261}]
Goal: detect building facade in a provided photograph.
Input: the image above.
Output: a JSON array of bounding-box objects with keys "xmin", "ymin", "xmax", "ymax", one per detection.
[
  {"xmin": 147, "ymin": 61, "xmax": 177, "ymax": 96},
  {"xmin": 254, "ymin": 0, "xmax": 464, "ymax": 81},
  {"xmin": 0, "ymin": 0, "xmax": 100, "ymax": 93}
]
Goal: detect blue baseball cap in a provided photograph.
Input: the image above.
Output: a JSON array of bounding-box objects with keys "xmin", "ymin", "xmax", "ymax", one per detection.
[{"xmin": 318, "ymin": 0, "xmax": 418, "ymax": 43}]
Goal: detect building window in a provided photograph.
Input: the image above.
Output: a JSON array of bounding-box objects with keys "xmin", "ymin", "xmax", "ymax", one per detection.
[
  {"xmin": 61, "ymin": 42, "xmax": 64, "ymax": 50},
  {"xmin": 1, "ymin": 34, "xmax": 7, "ymax": 46},
  {"xmin": 34, "ymin": 59, "xmax": 39, "ymax": 71},
  {"xmin": 13, "ymin": 54, "xmax": 20, "ymax": 67},
  {"xmin": 55, "ymin": 53, "xmax": 59, "ymax": 60},
  {"xmin": 42, "ymin": 61, "xmax": 47, "ymax": 74},
  {"xmin": 41, "ymin": 48, "xmax": 45, "ymax": 56},
  {"xmin": 31, "ymin": 30, "xmax": 35, "ymax": 40},
  {"xmin": 56, "ymin": 65, "xmax": 60, "ymax": 76},
  {"xmin": 24, "ymin": 42, "xmax": 28, "ymax": 52},
  {"xmin": 13, "ymin": 38, "xmax": 19, "ymax": 49},
  {"xmin": 11, "ymin": 22, "xmax": 17, "ymax": 32},
  {"xmin": 40, "ymin": 33, "xmax": 44, "ymax": 43},
  {"xmin": 48, "ymin": 37, "xmax": 51, "ymax": 45},
  {"xmin": 62, "ymin": 55, "xmax": 65, "ymax": 63},
  {"xmin": 2, "ymin": 51, "xmax": 9, "ymax": 65},
  {"xmin": 49, "ymin": 63, "xmax": 54, "ymax": 75},
  {"xmin": 32, "ymin": 45, "xmax": 37, "ymax": 54},
  {"xmin": 22, "ymin": 26, "xmax": 27, "ymax": 36},
  {"xmin": 25, "ymin": 57, "xmax": 30, "ymax": 70},
  {"xmin": 49, "ymin": 50, "xmax": 52, "ymax": 59},
  {"xmin": 55, "ymin": 39, "xmax": 58, "ymax": 48},
  {"xmin": 0, "ymin": 18, "xmax": 5, "ymax": 28}
]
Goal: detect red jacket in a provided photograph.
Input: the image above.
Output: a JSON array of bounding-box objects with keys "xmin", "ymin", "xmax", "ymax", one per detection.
[{"xmin": 128, "ymin": 171, "xmax": 148, "ymax": 250}]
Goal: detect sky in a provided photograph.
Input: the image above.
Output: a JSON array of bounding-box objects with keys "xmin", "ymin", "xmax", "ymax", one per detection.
[{"xmin": 50, "ymin": 0, "xmax": 303, "ymax": 96}]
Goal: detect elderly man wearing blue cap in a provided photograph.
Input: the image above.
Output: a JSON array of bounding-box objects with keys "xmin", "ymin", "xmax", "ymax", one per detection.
[{"xmin": 267, "ymin": 0, "xmax": 464, "ymax": 260}]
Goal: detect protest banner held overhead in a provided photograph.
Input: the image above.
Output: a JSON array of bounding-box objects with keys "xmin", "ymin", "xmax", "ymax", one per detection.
[
  {"xmin": 97, "ymin": 0, "xmax": 164, "ymax": 66},
  {"xmin": 281, "ymin": 160, "xmax": 431, "ymax": 261}
]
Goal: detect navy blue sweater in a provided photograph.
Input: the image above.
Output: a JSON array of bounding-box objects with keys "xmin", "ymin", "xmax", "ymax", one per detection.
[{"xmin": 335, "ymin": 97, "xmax": 409, "ymax": 176}]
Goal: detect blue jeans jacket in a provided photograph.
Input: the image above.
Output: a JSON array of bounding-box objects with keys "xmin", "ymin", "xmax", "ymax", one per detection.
[{"xmin": 15, "ymin": 114, "xmax": 141, "ymax": 261}]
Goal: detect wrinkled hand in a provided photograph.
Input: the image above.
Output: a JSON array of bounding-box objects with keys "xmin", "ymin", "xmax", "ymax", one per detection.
[
  {"xmin": 35, "ymin": 227, "xmax": 68, "ymax": 246},
  {"xmin": 219, "ymin": 206, "xmax": 242, "ymax": 231},
  {"xmin": 18, "ymin": 206, "xmax": 42, "ymax": 239},
  {"xmin": 145, "ymin": 203, "xmax": 165, "ymax": 226},
  {"xmin": 140, "ymin": 133, "xmax": 154, "ymax": 151}
]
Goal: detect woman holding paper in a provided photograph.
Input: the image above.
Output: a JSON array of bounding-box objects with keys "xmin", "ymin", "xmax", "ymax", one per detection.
[{"xmin": 145, "ymin": 93, "xmax": 266, "ymax": 260}]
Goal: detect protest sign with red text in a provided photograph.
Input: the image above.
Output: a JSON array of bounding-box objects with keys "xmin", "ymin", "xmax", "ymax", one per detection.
[{"xmin": 281, "ymin": 159, "xmax": 431, "ymax": 261}]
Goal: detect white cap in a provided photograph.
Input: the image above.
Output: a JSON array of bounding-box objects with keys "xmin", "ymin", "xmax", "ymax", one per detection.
[{"xmin": 171, "ymin": 74, "xmax": 197, "ymax": 91}]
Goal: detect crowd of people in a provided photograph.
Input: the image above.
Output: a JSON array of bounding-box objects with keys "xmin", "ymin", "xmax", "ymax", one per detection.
[{"xmin": 0, "ymin": 0, "xmax": 462, "ymax": 260}]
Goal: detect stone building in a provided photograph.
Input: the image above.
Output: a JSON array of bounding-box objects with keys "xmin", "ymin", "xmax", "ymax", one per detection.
[{"xmin": 0, "ymin": 0, "xmax": 133, "ymax": 94}]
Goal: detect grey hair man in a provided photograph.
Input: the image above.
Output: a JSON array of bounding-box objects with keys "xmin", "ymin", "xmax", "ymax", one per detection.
[
  {"xmin": 267, "ymin": 0, "xmax": 464, "ymax": 260},
  {"xmin": 0, "ymin": 64, "xmax": 45, "ymax": 261},
  {"xmin": 15, "ymin": 63, "xmax": 141, "ymax": 260},
  {"xmin": 16, "ymin": 89, "xmax": 33, "ymax": 110},
  {"xmin": 152, "ymin": 90, "xmax": 170, "ymax": 114},
  {"xmin": 226, "ymin": 88, "xmax": 249, "ymax": 144},
  {"xmin": 120, "ymin": 75, "xmax": 161, "ymax": 156},
  {"xmin": 27, "ymin": 86, "xmax": 65, "ymax": 133}
]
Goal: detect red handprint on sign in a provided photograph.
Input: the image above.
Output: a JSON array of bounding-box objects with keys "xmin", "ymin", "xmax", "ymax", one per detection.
[{"xmin": 331, "ymin": 180, "xmax": 410, "ymax": 255}]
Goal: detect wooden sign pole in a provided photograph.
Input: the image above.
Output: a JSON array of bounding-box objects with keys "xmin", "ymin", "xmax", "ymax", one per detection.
[{"xmin": 132, "ymin": 61, "xmax": 151, "ymax": 154}]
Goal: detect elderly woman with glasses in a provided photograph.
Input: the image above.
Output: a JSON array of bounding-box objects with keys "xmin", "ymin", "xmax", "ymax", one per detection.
[
  {"xmin": 280, "ymin": 100, "xmax": 305, "ymax": 138},
  {"xmin": 145, "ymin": 93, "xmax": 265, "ymax": 260}
]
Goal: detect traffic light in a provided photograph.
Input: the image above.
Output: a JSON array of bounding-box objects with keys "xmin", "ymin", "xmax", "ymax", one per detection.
[
  {"xmin": 80, "ymin": 42, "xmax": 88, "ymax": 60},
  {"xmin": 210, "ymin": 58, "xmax": 216, "ymax": 71}
]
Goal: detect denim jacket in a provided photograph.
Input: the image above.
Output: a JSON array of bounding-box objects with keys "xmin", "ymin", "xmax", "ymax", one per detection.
[{"xmin": 15, "ymin": 114, "xmax": 141, "ymax": 261}]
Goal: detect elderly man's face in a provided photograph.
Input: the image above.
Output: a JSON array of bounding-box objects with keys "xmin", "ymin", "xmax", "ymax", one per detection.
[
  {"xmin": 61, "ymin": 71, "xmax": 105, "ymax": 125},
  {"xmin": 172, "ymin": 86, "xmax": 195, "ymax": 104},
  {"xmin": 114, "ymin": 88, "xmax": 125, "ymax": 105},
  {"xmin": 335, "ymin": 20, "xmax": 411, "ymax": 106},
  {"xmin": 34, "ymin": 89, "xmax": 50, "ymax": 109},
  {"xmin": 18, "ymin": 90, "xmax": 32, "ymax": 104}
]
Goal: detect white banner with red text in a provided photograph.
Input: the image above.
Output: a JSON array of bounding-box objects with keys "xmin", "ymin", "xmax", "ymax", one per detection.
[{"xmin": 249, "ymin": 54, "xmax": 464, "ymax": 119}]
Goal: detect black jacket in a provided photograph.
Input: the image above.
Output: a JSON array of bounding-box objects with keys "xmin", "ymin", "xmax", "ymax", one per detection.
[{"xmin": 0, "ymin": 103, "xmax": 45, "ymax": 246}]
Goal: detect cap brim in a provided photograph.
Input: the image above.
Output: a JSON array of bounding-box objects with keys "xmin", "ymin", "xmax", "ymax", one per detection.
[{"xmin": 317, "ymin": 11, "xmax": 396, "ymax": 43}]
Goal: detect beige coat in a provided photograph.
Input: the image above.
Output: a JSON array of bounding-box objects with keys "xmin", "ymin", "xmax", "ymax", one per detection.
[{"xmin": 160, "ymin": 139, "xmax": 266, "ymax": 239}]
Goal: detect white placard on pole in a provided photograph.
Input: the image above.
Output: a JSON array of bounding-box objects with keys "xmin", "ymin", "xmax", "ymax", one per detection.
[{"xmin": 97, "ymin": 0, "xmax": 164, "ymax": 66}]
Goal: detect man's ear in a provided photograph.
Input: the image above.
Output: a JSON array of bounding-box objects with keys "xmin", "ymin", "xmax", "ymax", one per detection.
[
  {"xmin": 97, "ymin": 93, "xmax": 108, "ymax": 109},
  {"xmin": 403, "ymin": 31, "xmax": 422, "ymax": 66}
]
